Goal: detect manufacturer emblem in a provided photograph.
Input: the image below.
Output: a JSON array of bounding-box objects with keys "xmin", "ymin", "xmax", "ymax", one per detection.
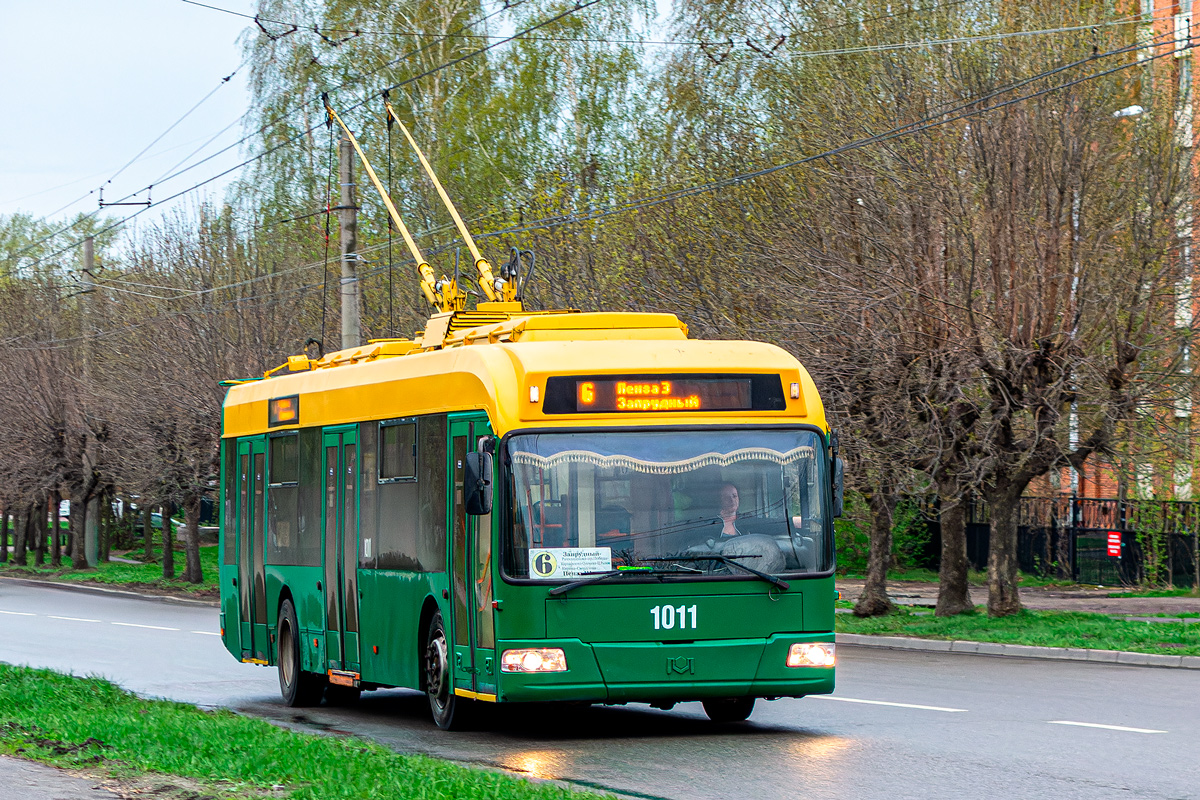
[{"xmin": 666, "ymin": 656, "xmax": 694, "ymax": 675}]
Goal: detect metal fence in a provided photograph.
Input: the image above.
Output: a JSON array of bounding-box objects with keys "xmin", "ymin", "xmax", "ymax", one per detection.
[{"xmin": 954, "ymin": 497, "xmax": 1200, "ymax": 588}]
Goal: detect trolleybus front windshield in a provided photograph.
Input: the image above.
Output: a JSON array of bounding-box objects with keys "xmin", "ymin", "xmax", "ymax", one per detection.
[{"xmin": 505, "ymin": 430, "xmax": 830, "ymax": 580}]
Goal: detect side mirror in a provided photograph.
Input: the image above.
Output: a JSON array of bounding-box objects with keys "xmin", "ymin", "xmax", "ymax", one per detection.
[
  {"xmin": 832, "ymin": 457, "xmax": 844, "ymax": 519},
  {"xmin": 464, "ymin": 451, "xmax": 493, "ymax": 516}
]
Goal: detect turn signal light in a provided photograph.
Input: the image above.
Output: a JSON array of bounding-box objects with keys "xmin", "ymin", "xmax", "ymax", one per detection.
[
  {"xmin": 501, "ymin": 648, "xmax": 568, "ymax": 673},
  {"xmin": 787, "ymin": 643, "xmax": 836, "ymax": 668}
]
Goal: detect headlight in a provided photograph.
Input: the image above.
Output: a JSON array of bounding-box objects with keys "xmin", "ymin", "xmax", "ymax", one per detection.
[
  {"xmin": 500, "ymin": 648, "xmax": 568, "ymax": 673},
  {"xmin": 787, "ymin": 642, "xmax": 836, "ymax": 667}
]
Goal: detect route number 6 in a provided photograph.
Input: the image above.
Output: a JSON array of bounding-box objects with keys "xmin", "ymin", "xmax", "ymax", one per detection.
[{"xmin": 651, "ymin": 604, "xmax": 697, "ymax": 630}]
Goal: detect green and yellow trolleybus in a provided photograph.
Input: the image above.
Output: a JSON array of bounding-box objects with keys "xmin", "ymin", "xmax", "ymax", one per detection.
[{"xmin": 218, "ymin": 103, "xmax": 842, "ymax": 728}]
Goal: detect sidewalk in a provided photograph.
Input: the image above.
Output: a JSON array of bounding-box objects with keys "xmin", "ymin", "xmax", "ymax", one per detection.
[{"xmin": 0, "ymin": 756, "xmax": 114, "ymax": 800}]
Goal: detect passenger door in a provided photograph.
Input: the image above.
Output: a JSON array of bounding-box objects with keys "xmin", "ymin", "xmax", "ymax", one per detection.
[
  {"xmin": 321, "ymin": 426, "xmax": 361, "ymax": 675},
  {"xmin": 448, "ymin": 414, "xmax": 497, "ymax": 699},
  {"xmin": 235, "ymin": 436, "xmax": 267, "ymax": 662}
]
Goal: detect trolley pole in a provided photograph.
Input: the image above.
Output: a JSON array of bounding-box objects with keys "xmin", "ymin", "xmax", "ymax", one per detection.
[
  {"xmin": 81, "ymin": 237, "xmax": 99, "ymax": 568},
  {"xmin": 339, "ymin": 136, "xmax": 361, "ymax": 350}
]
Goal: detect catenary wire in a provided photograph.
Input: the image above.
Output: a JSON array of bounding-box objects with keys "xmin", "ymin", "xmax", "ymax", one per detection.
[
  {"xmin": 33, "ymin": 28, "xmax": 1182, "ymax": 352},
  {"xmin": 12, "ymin": 0, "xmax": 588, "ymax": 268},
  {"xmin": 12, "ymin": 16, "xmax": 1180, "ymax": 329},
  {"xmin": 76, "ymin": 27, "xmax": 1189, "ymax": 314},
  {"xmin": 12, "ymin": 0, "xmax": 537, "ymax": 260}
]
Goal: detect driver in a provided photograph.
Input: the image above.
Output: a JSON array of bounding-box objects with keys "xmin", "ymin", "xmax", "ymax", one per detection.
[{"xmin": 717, "ymin": 482, "xmax": 740, "ymax": 538}]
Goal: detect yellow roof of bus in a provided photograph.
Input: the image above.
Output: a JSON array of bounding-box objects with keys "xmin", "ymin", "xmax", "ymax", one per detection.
[{"xmin": 222, "ymin": 313, "xmax": 826, "ymax": 438}]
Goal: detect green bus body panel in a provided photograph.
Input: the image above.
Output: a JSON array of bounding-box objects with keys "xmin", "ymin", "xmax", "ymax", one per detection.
[
  {"xmin": 265, "ymin": 564, "xmax": 324, "ymax": 650},
  {"xmin": 494, "ymin": 633, "xmax": 834, "ymax": 703},
  {"xmin": 219, "ymin": 563, "xmax": 238, "ymax": 653},
  {"xmin": 546, "ymin": 593, "xmax": 802, "ymax": 642},
  {"xmin": 216, "ymin": 409, "xmax": 838, "ymax": 705},
  {"xmin": 594, "ymin": 638, "xmax": 766, "ymax": 683},
  {"xmin": 488, "ymin": 577, "xmax": 835, "ymax": 702},
  {"xmin": 357, "ymin": 570, "xmax": 448, "ymax": 688}
]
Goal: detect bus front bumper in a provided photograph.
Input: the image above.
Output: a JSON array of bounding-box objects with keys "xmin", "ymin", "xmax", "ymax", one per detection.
[{"xmin": 495, "ymin": 633, "xmax": 835, "ymax": 704}]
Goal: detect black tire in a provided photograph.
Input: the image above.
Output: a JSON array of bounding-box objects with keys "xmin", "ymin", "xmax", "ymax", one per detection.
[
  {"xmin": 324, "ymin": 683, "xmax": 361, "ymax": 706},
  {"xmin": 277, "ymin": 599, "xmax": 326, "ymax": 707},
  {"xmin": 702, "ymin": 697, "xmax": 755, "ymax": 723},
  {"xmin": 424, "ymin": 611, "xmax": 473, "ymax": 730}
]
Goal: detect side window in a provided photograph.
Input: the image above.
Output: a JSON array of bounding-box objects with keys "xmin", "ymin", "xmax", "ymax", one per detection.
[
  {"xmin": 291, "ymin": 428, "xmax": 323, "ymax": 567},
  {"xmin": 379, "ymin": 422, "xmax": 416, "ymax": 481},
  {"xmin": 221, "ymin": 438, "xmax": 237, "ymax": 565},
  {"xmin": 375, "ymin": 419, "xmax": 420, "ymax": 570},
  {"xmin": 269, "ymin": 434, "xmax": 299, "ymax": 485},
  {"xmin": 372, "ymin": 414, "xmax": 448, "ymax": 572},
  {"xmin": 266, "ymin": 433, "xmax": 300, "ymax": 564},
  {"xmin": 359, "ymin": 421, "xmax": 377, "ymax": 569},
  {"xmin": 417, "ymin": 414, "xmax": 448, "ymax": 572}
]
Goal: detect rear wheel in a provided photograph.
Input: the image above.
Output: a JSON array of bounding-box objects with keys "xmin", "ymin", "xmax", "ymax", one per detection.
[
  {"xmin": 424, "ymin": 611, "xmax": 473, "ymax": 730},
  {"xmin": 702, "ymin": 697, "xmax": 755, "ymax": 723},
  {"xmin": 277, "ymin": 599, "xmax": 325, "ymax": 707}
]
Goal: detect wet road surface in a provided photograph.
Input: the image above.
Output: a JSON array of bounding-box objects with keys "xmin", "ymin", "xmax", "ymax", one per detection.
[{"xmin": 1, "ymin": 579, "xmax": 1194, "ymax": 799}]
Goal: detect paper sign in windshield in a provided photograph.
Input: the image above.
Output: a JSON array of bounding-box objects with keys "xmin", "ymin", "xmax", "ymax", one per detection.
[{"xmin": 529, "ymin": 547, "xmax": 612, "ymax": 580}]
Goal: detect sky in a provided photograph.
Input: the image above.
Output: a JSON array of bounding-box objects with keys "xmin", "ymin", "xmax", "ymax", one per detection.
[{"xmin": 0, "ymin": 0, "xmax": 256, "ymax": 226}]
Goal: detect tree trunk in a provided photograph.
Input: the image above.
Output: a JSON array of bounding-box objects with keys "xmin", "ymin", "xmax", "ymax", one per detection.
[
  {"xmin": 854, "ymin": 481, "xmax": 897, "ymax": 617},
  {"xmin": 161, "ymin": 502, "xmax": 175, "ymax": 579},
  {"xmin": 986, "ymin": 486, "xmax": 1023, "ymax": 617},
  {"xmin": 182, "ymin": 493, "xmax": 203, "ymax": 584},
  {"xmin": 49, "ymin": 491, "xmax": 61, "ymax": 567},
  {"xmin": 13, "ymin": 511, "xmax": 27, "ymax": 565},
  {"xmin": 935, "ymin": 497, "xmax": 973, "ymax": 616},
  {"xmin": 0, "ymin": 505, "xmax": 8, "ymax": 564},
  {"xmin": 99, "ymin": 491, "xmax": 111, "ymax": 563},
  {"xmin": 69, "ymin": 490, "xmax": 90, "ymax": 570},
  {"xmin": 142, "ymin": 505, "xmax": 154, "ymax": 562},
  {"xmin": 1055, "ymin": 510, "xmax": 1073, "ymax": 581},
  {"xmin": 30, "ymin": 503, "xmax": 44, "ymax": 567}
]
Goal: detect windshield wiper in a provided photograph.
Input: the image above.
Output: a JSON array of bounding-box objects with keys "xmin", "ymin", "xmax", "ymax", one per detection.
[
  {"xmin": 547, "ymin": 567, "xmax": 693, "ymax": 597},
  {"xmin": 642, "ymin": 555, "xmax": 791, "ymax": 591}
]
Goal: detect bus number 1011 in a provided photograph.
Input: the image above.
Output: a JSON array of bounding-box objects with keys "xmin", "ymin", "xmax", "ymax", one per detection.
[{"xmin": 650, "ymin": 604, "xmax": 698, "ymax": 630}]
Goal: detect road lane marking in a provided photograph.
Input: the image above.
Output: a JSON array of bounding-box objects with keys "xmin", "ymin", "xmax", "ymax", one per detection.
[
  {"xmin": 813, "ymin": 696, "xmax": 968, "ymax": 713},
  {"xmin": 0, "ymin": 610, "xmax": 36, "ymax": 616},
  {"xmin": 1048, "ymin": 720, "xmax": 1166, "ymax": 734},
  {"xmin": 49, "ymin": 616, "xmax": 100, "ymax": 623},
  {"xmin": 191, "ymin": 631, "xmax": 221, "ymax": 636},
  {"xmin": 111, "ymin": 622, "xmax": 179, "ymax": 631}
]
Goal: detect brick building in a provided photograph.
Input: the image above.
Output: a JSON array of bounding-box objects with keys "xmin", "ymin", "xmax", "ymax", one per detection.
[{"xmin": 1034, "ymin": 0, "xmax": 1196, "ymax": 502}]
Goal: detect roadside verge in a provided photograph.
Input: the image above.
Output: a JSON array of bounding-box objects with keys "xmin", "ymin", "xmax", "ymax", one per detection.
[
  {"xmin": 0, "ymin": 663, "xmax": 603, "ymax": 800},
  {"xmin": 0, "ymin": 575, "xmax": 219, "ymax": 607},
  {"xmin": 837, "ymin": 632, "xmax": 1200, "ymax": 669}
]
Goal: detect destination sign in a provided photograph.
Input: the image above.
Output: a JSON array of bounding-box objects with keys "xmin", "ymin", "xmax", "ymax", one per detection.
[
  {"xmin": 568, "ymin": 377, "xmax": 751, "ymax": 412},
  {"xmin": 543, "ymin": 374, "xmax": 788, "ymax": 414}
]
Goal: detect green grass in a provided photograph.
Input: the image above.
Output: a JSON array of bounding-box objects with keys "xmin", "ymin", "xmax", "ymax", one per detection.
[
  {"xmin": 0, "ymin": 664, "xmax": 602, "ymax": 800},
  {"xmin": 0, "ymin": 544, "xmax": 219, "ymax": 593},
  {"xmin": 837, "ymin": 607, "xmax": 1200, "ymax": 655}
]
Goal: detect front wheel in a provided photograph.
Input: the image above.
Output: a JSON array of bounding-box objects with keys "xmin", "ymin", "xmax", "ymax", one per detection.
[
  {"xmin": 424, "ymin": 611, "xmax": 473, "ymax": 730},
  {"xmin": 277, "ymin": 599, "xmax": 325, "ymax": 707},
  {"xmin": 702, "ymin": 697, "xmax": 755, "ymax": 723}
]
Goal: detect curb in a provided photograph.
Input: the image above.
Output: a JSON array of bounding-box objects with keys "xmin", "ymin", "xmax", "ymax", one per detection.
[
  {"xmin": 836, "ymin": 632, "xmax": 1200, "ymax": 669},
  {"xmin": 0, "ymin": 575, "xmax": 220, "ymax": 608}
]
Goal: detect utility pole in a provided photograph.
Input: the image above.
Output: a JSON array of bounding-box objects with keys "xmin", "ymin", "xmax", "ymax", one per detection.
[
  {"xmin": 339, "ymin": 136, "xmax": 361, "ymax": 350},
  {"xmin": 81, "ymin": 237, "xmax": 99, "ymax": 568}
]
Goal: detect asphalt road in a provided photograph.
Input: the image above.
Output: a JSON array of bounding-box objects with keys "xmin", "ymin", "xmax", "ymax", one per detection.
[{"xmin": 1, "ymin": 580, "xmax": 1195, "ymax": 800}]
